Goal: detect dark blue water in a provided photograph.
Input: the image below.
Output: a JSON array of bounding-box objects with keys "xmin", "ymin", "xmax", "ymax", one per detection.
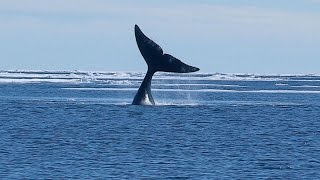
[{"xmin": 0, "ymin": 71, "xmax": 320, "ymax": 179}]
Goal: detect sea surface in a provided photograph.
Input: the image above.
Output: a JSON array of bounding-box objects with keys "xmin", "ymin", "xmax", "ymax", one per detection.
[{"xmin": 0, "ymin": 70, "xmax": 320, "ymax": 179}]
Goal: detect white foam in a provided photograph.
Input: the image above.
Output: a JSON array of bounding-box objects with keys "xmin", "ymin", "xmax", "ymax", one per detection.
[
  {"xmin": 103, "ymin": 80, "xmax": 135, "ymax": 85},
  {"xmin": 275, "ymin": 83, "xmax": 289, "ymax": 86},
  {"xmin": 62, "ymin": 87, "xmax": 320, "ymax": 94},
  {"xmin": 247, "ymin": 90, "xmax": 320, "ymax": 94},
  {"xmin": 291, "ymin": 85, "xmax": 320, "ymax": 88},
  {"xmin": 0, "ymin": 78, "xmax": 80, "ymax": 83},
  {"xmin": 62, "ymin": 87, "xmax": 136, "ymax": 91},
  {"xmin": 61, "ymin": 87, "xmax": 236, "ymax": 92},
  {"xmin": 155, "ymin": 101, "xmax": 200, "ymax": 106},
  {"xmin": 1, "ymin": 70, "xmax": 320, "ymax": 83},
  {"xmin": 152, "ymin": 83, "xmax": 246, "ymax": 87}
]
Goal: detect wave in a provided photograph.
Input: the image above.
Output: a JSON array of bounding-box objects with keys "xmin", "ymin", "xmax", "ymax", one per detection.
[
  {"xmin": 291, "ymin": 85, "xmax": 320, "ymax": 88},
  {"xmin": 275, "ymin": 83, "xmax": 289, "ymax": 86},
  {"xmin": 6, "ymin": 96, "xmax": 306, "ymax": 107},
  {"xmin": 2, "ymin": 70, "xmax": 320, "ymax": 84},
  {"xmin": 62, "ymin": 87, "xmax": 320, "ymax": 94},
  {"xmin": 0, "ymin": 78, "xmax": 80, "ymax": 83}
]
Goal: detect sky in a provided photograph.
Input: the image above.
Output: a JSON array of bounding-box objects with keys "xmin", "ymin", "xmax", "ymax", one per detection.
[{"xmin": 1, "ymin": 0, "xmax": 320, "ymax": 74}]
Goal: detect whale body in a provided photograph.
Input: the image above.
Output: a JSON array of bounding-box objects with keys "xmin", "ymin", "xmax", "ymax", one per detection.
[{"xmin": 132, "ymin": 25, "xmax": 199, "ymax": 105}]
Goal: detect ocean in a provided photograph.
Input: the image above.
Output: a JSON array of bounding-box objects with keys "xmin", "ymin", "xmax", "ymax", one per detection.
[{"xmin": 0, "ymin": 70, "xmax": 320, "ymax": 179}]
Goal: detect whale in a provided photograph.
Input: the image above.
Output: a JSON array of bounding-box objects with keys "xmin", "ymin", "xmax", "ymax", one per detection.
[{"xmin": 132, "ymin": 25, "xmax": 200, "ymax": 105}]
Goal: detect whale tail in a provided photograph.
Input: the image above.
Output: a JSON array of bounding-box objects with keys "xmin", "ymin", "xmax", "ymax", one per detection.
[
  {"xmin": 132, "ymin": 24, "xmax": 199, "ymax": 105},
  {"xmin": 134, "ymin": 25, "xmax": 199, "ymax": 73}
]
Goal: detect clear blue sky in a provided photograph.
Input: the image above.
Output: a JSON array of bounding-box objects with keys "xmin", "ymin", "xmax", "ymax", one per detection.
[{"xmin": 1, "ymin": 0, "xmax": 320, "ymax": 74}]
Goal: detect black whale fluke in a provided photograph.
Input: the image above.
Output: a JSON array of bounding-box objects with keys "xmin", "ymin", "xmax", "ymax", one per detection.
[
  {"xmin": 134, "ymin": 25, "xmax": 199, "ymax": 73},
  {"xmin": 132, "ymin": 24, "xmax": 200, "ymax": 105}
]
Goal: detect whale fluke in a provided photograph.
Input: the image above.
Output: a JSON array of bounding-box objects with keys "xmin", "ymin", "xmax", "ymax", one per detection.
[
  {"xmin": 134, "ymin": 25, "xmax": 199, "ymax": 73},
  {"xmin": 132, "ymin": 25, "xmax": 200, "ymax": 105}
]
